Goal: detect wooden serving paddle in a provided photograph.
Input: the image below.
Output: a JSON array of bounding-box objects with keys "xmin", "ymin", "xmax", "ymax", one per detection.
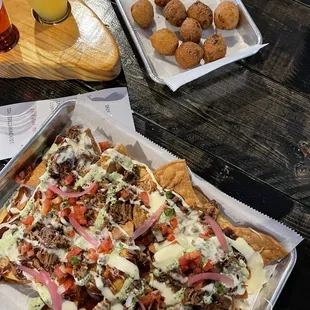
[{"xmin": 0, "ymin": 0, "xmax": 121, "ymax": 81}]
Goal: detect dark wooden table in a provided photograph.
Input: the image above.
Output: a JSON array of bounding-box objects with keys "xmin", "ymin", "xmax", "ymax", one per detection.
[{"xmin": 1, "ymin": 0, "xmax": 309, "ymax": 308}]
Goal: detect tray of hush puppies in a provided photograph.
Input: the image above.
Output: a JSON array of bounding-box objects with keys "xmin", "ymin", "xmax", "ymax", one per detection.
[{"xmin": 115, "ymin": 0, "xmax": 265, "ymax": 91}]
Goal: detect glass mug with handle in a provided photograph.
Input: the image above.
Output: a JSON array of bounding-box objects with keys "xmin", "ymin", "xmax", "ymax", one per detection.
[
  {"xmin": 0, "ymin": 0, "xmax": 19, "ymax": 53},
  {"xmin": 27, "ymin": 0, "xmax": 70, "ymax": 25}
]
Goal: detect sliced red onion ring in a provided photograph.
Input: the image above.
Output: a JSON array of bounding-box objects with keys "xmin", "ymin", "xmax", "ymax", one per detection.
[
  {"xmin": 47, "ymin": 182, "xmax": 97, "ymax": 198},
  {"xmin": 69, "ymin": 217, "xmax": 98, "ymax": 247},
  {"xmin": 188, "ymin": 272, "xmax": 234, "ymax": 287},
  {"xmin": 138, "ymin": 300, "xmax": 146, "ymax": 310},
  {"xmin": 19, "ymin": 266, "xmax": 41, "ymax": 281},
  {"xmin": 133, "ymin": 205, "xmax": 165, "ymax": 240},
  {"xmin": 40, "ymin": 270, "xmax": 62, "ymax": 310},
  {"xmin": 205, "ymin": 215, "xmax": 228, "ymax": 252}
]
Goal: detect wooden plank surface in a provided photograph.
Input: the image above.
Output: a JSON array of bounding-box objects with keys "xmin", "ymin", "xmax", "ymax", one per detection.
[{"xmin": 0, "ymin": 0, "xmax": 309, "ymax": 309}]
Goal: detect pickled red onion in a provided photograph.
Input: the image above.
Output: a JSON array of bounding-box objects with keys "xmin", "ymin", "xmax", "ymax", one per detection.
[
  {"xmin": 47, "ymin": 182, "xmax": 97, "ymax": 198},
  {"xmin": 19, "ymin": 266, "xmax": 41, "ymax": 281},
  {"xmin": 133, "ymin": 205, "xmax": 165, "ymax": 240},
  {"xmin": 69, "ymin": 217, "xmax": 98, "ymax": 247},
  {"xmin": 138, "ymin": 300, "xmax": 146, "ymax": 310},
  {"xmin": 205, "ymin": 215, "xmax": 228, "ymax": 253},
  {"xmin": 188, "ymin": 272, "xmax": 234, "ymax": 287},
  {"xmin": 40, "ymin": 270, "xmax": 62, "ymax": 310}
]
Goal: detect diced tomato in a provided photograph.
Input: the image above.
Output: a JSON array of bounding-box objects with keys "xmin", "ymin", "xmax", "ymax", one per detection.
[
  {"xmin": 170, "ymin": 218, "xmax": 178, "ymax": 230},
  {"xmin": 98, "ymin": 239, "xmax": 113, "ymax": 254},
  {"xmin": 89, "ymin": 183, "xmax": 99, "ymax": 195},
  {"xmin": 140, "ymin": 192, "xmax": 150, "ymax": 207},
  {"xmin": 120, "ymin": 189, "xmax": 129, "ymax": 199},
  {"xmin": 179, "ymin": 251, "xmax": 202, "ymax": 274},
  {"xmin": 60, "ymin": 208, "xmax": 71, "ymax": 218},
  {"xmin": 69, "ymin": 205, "xmax": 87, "ymax": 225},
  {"xmin": 51, "ymin": 196, "xmax": 62, "ymax": 205},
  {"xmin": 63, "ymin": 277, "xmax": 74, "ymax": 292},
  {"xmin": 68, "ymin": 197, "xmax": 77, "ymax": 205},
  {"xmin": 68, "ymin": 230, "xmax": 75, "ymax": 238},
  {"xmin": 99, "ymin": 141, "xmax": 111, "ymax": 151},
  {"xmin": 194, "ymin": 281, "xmax": 204, "ymax": 290},
  {"xmin": 27, "ymin": 249, "xmax": 35, "ymax": 257},
  {"xmin": 20, "ymin": 243, "xmax": 31, "ymax": 255},
  {"xmin": 167, "ymin": 234, "xmax": 175, "ymax": 241},
  {"xmin": 199, "ymin": 228, "xmax": 212, "ymax": 240},
  {"xmin": 140, "ymin": 291, "xmax": 165, "ymax": 308},
  {"xmin": 88, "ymin": 248, "xmax": 99, "ymax": 261},
  {"xmin": 54, "ymin": 265, "xmax": 66, "ymax": 280},
  {"xmin": 66, "ymin": 246, "xmax": 82, "ymax": 260},
  {"xmin": 45, "ymin": 189, "xmax": 54, "ymax": 199},
  {"xmin": 41, "ymin": 199, "xmax": 52, "ymax": 215},
  {"xmin": 159, "ymin": 224, "xmax": 169, "ymax": 236},
  {"xmin": 203, "ymin": 260, "xmax": 214, "ymax": 272},
  {"xmin": 64, "ymin": 175, "xmax": 74, "ymax": 186},
  {"xmin": 21, "ymin": 215, "xmax": 34, "ymax": 226},
  {"xmin": 24, "ymin": 225, "xmax": 33, "ymax": 233}
]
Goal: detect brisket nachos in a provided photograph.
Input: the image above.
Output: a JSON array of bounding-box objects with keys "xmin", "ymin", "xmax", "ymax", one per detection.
[{"xmin": 0, "ymin": 126, "xmax": 287, "ymax": 310}]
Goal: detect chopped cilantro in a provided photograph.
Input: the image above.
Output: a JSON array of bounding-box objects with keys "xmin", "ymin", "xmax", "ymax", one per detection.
[
  {"xmin": 70, "ymin": 256, "xmax": 79, "ymax": 265},
  {"xmin": 216, "ymin": 283, "xmax": 224, "ymax": 294},
  {"xmin": 164, "ymin": 208, "xmax": 175, "ymax": 217},
  {"xmin": 166, "ymin": 191, "xmax": 173, "ymax": 200}
]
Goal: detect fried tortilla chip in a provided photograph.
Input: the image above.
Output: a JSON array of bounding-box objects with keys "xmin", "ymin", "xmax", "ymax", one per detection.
[
  {"xmin": 217, "ymin": 214, "xmax": 287, "ymax": 265},
  {"xmin": 112, "ymin": 221, "xmax": 134, "ymax": 240},
  {"xmin": 193, "ymin": 186, "xmax": 219, "ymax": 218},
  {"xmin": 133, "ymin": 205, "xmax": 148, "ymax": 229},
  {"xmin": 23, "ymin": 162, "xmax": 46, "ymax": 187},
  {"xmin": 0, "ymin": 209, "xmax": 9, "ymax": 224}
]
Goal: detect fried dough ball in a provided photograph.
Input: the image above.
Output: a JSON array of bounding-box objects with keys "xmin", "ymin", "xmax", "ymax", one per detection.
[
  {"xmin": 214, "ymin": 1, "xmax": 239, "ymax": 30},
  {"xmin": 154, "ymin": 0, "xmax": 172, "ymax": 6},
  {"xmin": 163, "ymin": 0, "xmax": 187, "ymax": 27},
  {"xmin": 180, "ymin": 17, "xmax": 202, "ymax": 43},
  {"xmin": 175, "ymin": 42, "xmax": 204, "ymax": 69},
  {"xmin": 187, "ymin": 1, "xmax": 213, "ymax": 30},
  {"xmin": 131, "ymin": 0, "xmax": 154, "ymax": 29},
  {"xmin": 203, "ymin": 34, "xmax": 227, "ymax": 63},
  {"xmin": 150, "ymin": 29, "xmax": 179, "ymax": 56}
]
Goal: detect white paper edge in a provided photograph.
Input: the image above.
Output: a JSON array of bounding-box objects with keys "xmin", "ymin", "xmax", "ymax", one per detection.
[{"xmin": 164, "ymin": 44, "xmax": 268, "ymax": 91}]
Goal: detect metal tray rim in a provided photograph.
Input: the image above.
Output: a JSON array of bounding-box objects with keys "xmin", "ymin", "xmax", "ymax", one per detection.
[
  {"xmin": 0, "ymin": 101, "xmax": 297, "ymax": 309},
  {"xmin": 115, "ymin": 0, "xmax": 263, "ymax": 85}
]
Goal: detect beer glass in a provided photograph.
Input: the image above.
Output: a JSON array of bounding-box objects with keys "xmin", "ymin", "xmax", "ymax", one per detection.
[
  {"xmin": 27, "ymin": 0, "xmax": 70, "ymax": 25},
  {"xmin": 0, "ymin": 1, "xmax": 19, "ymax": 53}
]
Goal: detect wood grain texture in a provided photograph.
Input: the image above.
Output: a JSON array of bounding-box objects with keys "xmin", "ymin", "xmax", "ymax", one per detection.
[
  {"xmin": 0, "ymin": 0, "xmax": 121, "ymax": 81},
  {"xmin": 238, "ymin": 0, "xmax": 310, "ymax": 94}
]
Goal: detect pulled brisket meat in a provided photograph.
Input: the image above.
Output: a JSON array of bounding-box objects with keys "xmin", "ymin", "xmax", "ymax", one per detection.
[
  {"xmin": 66, "ymin": 126, "xmax": 81, "ymax": 140},
  {"xmin": 36, "ymin": 250, "xmax": 58, "ymax": 269},
  {"xmin": 34, "ymin": 225, "xmax": 69, "ymax": 249},
  {"xmin": 203, "ymin": 295, "xmax": 232, "ymax": 310},
  {"xmin": 183, "ymin": 287, "xmax": 205, "ymax": 306},
  {"xmin": 107, "ymin": 201, "xmax": 133, "ymax": 224}
]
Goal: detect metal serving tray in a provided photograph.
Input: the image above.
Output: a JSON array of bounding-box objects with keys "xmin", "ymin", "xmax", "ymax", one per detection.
[
  {"xmin": 115, "ymin": 0, "xmax": 262, "ymax": 85},
  {"xmin": 0, "ymin": 101, "xmax": 296, "ymax": 310}
]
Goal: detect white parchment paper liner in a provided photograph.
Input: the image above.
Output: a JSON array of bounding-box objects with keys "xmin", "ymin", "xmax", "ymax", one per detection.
[{"xmin": 0, "ymin": 102, "xmax": 302, "ymax": 309}]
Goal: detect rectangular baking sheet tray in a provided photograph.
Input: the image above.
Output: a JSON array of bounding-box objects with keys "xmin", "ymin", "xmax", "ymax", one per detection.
[
  {"xmin": 0, "ymin": 100, "xmax": 296, "ymax": 310},
  {"xmin": 115, "ymin": 0, "xmax": 262, "ymax": 86}
]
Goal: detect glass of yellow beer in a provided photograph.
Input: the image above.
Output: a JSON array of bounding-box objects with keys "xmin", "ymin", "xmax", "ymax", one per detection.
[{"xmin": 27, "ymin": 0, "xmax": 70, "ymax": 25}]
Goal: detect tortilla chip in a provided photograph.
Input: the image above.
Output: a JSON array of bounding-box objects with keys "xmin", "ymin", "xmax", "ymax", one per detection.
[
  {"xmin": 24, "ymin": 162, "xmax": 46, "ymax": 187},
  {"xmin": 112, "ymin": 221, "xmax": 134, "ymax": 240},
  {"xmin": 193, "ymin": 187, "xmax": 219, "ymax": 218},
  {"xmin": 114, "ymin": 144, "xmax": 133, "ymax": 158},
  {"xmin": 84, "ymin": 129, "xmax": 101, "ymax": 156},
  {"xmin": 217, "ymin": 214, "xmax": 287, "ymax": 265},
  {"xmin": 133, "ymin": 205, "xmax": 147, "ymax": 229},
  {"xmin": 0, "ymin": 208, "xmax": 9, "ymax": 224}
]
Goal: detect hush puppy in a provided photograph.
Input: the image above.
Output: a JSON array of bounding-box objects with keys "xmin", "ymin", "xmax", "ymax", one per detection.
[
  {"xmin": 175, "ymin": 42, "xmax": 204, "ymax": 69},
  {"xmin": 214, "ymin": 2, "xmax": 239, "ymax": 30},
  {"xmin": 150, "ymin": 29, "xmax": 179, "ymax": 56},
  {"xmin": 180, "ymin": 18, "xmax": 202, "ymax": 43},
  {"xmin": 163, "ymin": 0, "xmax": 187, "ymax": 27},
  {"xmin": 187, "ymin": 1, "xmax": 213, "ymax": 30},
  {"xmin": 154, "ymin": 0, "xmax": 172, "ymax": 6},
  {"xmin": 131, "ymin": 0, "xmax": 154, "ymax": 29},
  {"xmin": 203, "ymin": 34, "xmax": 227, "ymax": 63}
]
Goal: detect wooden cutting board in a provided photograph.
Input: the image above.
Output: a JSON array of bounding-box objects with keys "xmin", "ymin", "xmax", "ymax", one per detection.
[{"xmin": 0, "ymin": 0, "xmax": 121, "ymax": 81}]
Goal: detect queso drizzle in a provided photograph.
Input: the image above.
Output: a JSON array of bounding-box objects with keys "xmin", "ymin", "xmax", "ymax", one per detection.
[{"xmin": 0, "ymin": 127, "xmax": 266, "ymax": 310}]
